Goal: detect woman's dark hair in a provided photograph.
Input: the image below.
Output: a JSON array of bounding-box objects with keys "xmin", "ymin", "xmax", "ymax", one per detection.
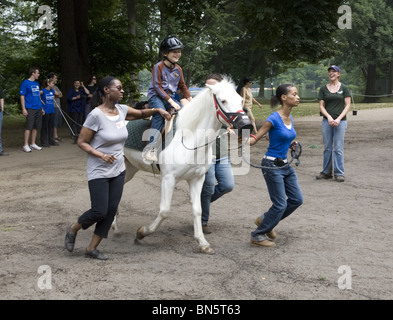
[
  {"xmin": 88, "ymin": 75, "xmax": 97, "ymax": 84},
  {"xmin": 89, "ymin": 76, "xmax": 117, "ymax": 111},
  {"xmin": 236, "ymin": 77, "xmax": 252, "ymax": 95},
  {"xmin": 270, "ymin": 83, "xmax": 295, "ymax": 108}
]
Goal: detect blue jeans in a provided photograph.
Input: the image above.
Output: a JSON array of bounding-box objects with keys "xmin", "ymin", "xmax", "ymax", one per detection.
[
  {"xmin": 0, "ymin": 111, "xmax": 3, "ymax": 152},
  {"xmin": 201, "ymin": 156, "xmax": 235, "ymax": 226},
  {"xmin": 321, "ymin": 119, "xmax": 347, "ymax": 176},
  {"xmin": 147, "ymin": 95, "xmax": 181, "ymax": 145},
  {"xmin": 251, "ymin": 158, "xmax": 303, "ymax": 239}
]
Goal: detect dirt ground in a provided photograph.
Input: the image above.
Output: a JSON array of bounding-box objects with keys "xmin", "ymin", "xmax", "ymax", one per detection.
[{"xmin": 1, "ymin": 108, "xmax": 392, "ymax": 302}]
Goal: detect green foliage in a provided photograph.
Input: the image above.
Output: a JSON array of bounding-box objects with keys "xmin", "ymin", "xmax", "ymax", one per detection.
[
  {"xmin": 1, "ymin": 0, "xmax": 391, "ymax": 107},
  {"xmin": 339, "ymin": 0, "xmax": 393, "ymax": 68},
  {"xmin": 237, "ymin": 0, "xmax": 345, "ymax": 63}
]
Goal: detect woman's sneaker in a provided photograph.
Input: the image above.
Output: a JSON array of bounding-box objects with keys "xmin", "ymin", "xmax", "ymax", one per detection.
[
  {"xmin": 250, "ymin": 235, "xmax": 275, "ymax": 247},
  {"xmin": 30, "ymin": 143, "xmax": 42, "ymax": 150},
  {"xmin": 23, "ymin": 145, "xmax": 32, "ymax": 152},
  {"xmin": 254, "ymin": 216, "xmax": 277, "ymax": 240},
  {"xmin": 335, "ymin": 175, "xmax": 345, "ymax": 182}
]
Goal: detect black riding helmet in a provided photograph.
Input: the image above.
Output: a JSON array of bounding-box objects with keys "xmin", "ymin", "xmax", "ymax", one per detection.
[{"xmin": 160, "ymin": 36, "xmax": 184, "ymax": 54}]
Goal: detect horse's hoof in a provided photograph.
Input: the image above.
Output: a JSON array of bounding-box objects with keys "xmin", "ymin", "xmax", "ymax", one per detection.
[
  {"xmin": 199, "ymin": 245, "xmax": 215, "ymax": 255},
  {"xmin": 136, "ymin": 226, "xmax": 145, "ymax": 240}
]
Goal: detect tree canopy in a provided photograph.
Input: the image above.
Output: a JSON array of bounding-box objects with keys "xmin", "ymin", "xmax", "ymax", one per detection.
[{"xmin": 1, "ymin": 0, "xmax": 392, "ymax": 107}]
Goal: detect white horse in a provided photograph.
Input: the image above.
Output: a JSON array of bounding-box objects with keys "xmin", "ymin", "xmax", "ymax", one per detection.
[{"xmin": 115, "ymin": 77, "xmax": 252, "ymax": 254}]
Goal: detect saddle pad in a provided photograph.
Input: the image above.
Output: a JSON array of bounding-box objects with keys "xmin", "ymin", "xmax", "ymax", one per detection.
[
  {"xmin": 125, "ymin": 119, "xmax": 150, "ymax": 151},
  {"xmin": 124, "ymin": 118, "xmax": 177, "ymax": 151}
]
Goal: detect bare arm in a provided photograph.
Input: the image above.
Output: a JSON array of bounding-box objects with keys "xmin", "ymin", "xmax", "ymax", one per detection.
[
  {"xmin": 249, "ymin": 121, "xmax": 272, "ymax": 145},
  {"xmin": 77, "ymin": 127, "xmax": 117, "ymax": 164},
  {"xmin": 55, "ymin": 88, "xmax": 62, "ymax": 98},
  {"xmin": 20, "ymin": 95, "xmax": 28, "ymax": 116},
  {"xmin": 319, "ymin": 100, "xmax": 331, "ymax": 120},
  {"xmin": 81, "ymin": 83, "xmax": 90, "ymax": 96},
  {"xmin": 252, "ymin": 97, "xmax": 263, "ymax": 108},
  {"xmin": 125, "ymin": 106, "xmax": 171, "ymax": 121}
]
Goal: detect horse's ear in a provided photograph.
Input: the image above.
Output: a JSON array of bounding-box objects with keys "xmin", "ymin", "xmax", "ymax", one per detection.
[{"xmin": 205, "ymin": 84, "xmax": 213, "ymax": 91}]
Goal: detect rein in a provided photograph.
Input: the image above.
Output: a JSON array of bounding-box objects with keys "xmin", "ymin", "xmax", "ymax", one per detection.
[
  {"xmin": 181, "ymin": 129, "xmax": 230, "ymax": 151},
  {"xmin": 180, "ymin": 94, "xmax": 242, "ymax": 151}
]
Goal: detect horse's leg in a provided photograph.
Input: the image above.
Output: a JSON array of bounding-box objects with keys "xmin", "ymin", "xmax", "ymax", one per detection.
[
  {"xmin": 112, "ymin": 157, "xmax": 139, "ymax": 235},
  {"xmin": 136, "ymin": 174, "xmax": 175, "ymax": 240},
  {"xmin": 188, "ymin": 176, "xmax": 214, "ymax": 254}
]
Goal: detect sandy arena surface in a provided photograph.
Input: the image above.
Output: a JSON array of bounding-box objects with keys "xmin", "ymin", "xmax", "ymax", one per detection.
[{"xmin": 0, "ymin": 108, "xmax": 392, "ymax": 302}]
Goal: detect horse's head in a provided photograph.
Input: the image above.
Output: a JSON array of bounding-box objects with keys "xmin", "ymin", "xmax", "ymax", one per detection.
[{"xmin": 206, "ymin": 77, "xmax": 253, "ymax": 137}]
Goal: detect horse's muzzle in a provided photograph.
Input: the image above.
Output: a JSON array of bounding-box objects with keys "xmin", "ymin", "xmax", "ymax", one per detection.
[{"xmin": 232, "ymin": 113, "xmax": 253, "ymax": 137}]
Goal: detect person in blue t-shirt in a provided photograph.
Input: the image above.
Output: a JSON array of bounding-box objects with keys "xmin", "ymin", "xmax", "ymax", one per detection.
[
  {"xmin": 248, "ymin": 83, "xmax": 303, "ymax": 248},
  {"xmin": 40, "ymin": 78, "xmax": 58, "ymax": 147},
  {"xmin": 20, "ymin": 67, "xmax": 44, "ymax": 152}
]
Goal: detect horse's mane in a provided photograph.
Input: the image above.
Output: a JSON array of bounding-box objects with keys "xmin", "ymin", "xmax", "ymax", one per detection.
[{"xmin": 178, "ymin": 76, "xmax": 235, "ymax": 130}]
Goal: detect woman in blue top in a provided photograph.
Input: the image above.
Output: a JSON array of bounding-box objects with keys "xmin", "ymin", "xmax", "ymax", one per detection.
[
  {"xmin": 248, "ymin": 84, "xmax": 303, "ymax": 247},
  {"xmin": 40, "ymin": 79, "xmax": 58, "ymax": 147}
]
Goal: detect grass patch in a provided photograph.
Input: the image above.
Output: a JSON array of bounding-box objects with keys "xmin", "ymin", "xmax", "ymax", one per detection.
[{"xmin": 252, "ymin": 99, "xmax": 393, "ymax": 120}]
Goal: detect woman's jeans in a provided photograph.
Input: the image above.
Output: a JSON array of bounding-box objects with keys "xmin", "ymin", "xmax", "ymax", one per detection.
[
  {"xmin": 147, "ymin": 95, "xmax": 181, "ymax": 145},
  {"xmin": 201, "ymin": 157, "xmax": 235, "ymax": 226},
  {"xmin": 321, "ymin": 119, "xmax": 347, "ymax": 176},
  {"xmin": 251, "ymin": 159, "xmax": 303, "ymax": 240},
  {"xmin": 78, "ymin": 171, "xmax": 126, "ymax": 238}
]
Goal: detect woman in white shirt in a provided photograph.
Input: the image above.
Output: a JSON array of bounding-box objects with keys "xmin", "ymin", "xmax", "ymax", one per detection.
[{"xmin": 64, "ymin": 76, "xmax": 170, "ymax": 260}]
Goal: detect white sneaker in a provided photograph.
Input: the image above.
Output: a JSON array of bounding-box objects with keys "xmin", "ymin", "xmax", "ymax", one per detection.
[
  {"xmin": 143, "ymin": 148, "xmax": 158, "ymax": 162},
  {"xmin": 23, "ymin": 145, "xmax": 32, "ymax": 152},
  {"xmin": 30, "ymin": 143, "xmax": 42, "ymax": 151}
]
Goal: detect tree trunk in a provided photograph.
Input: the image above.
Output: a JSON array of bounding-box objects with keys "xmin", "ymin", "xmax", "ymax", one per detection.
[
  {"xmin": 363, "ymin": 64, "xmax": 377, "ymax": 103},
  {"xmin": 126, "ymin": 0, "xmax": 136, "ymax": 37},
  {"xmin": 126, "ymin": 0, "xmax": 139, "ymax": 105},
  {"xmin": 258, "ymin": 74, "xmax": 266, "ymax": 98},
  {"xmin": 74, "ymin": 0, "xmax": 90, "ymax": 82},
  {"xmin": 57, "ymin": 0, "xmax": 89, "ymax": 102},
  {"xmin": 389, "ymin": 60, "xmax": 393, "ymax": 96}
]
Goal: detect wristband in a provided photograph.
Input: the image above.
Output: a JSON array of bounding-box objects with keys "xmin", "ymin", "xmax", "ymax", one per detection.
[{"xmin": 250, "ymin": 134, "xmax": 257, "ymax": 140}]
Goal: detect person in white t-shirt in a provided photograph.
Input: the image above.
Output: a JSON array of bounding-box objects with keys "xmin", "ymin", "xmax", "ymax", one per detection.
[{"xmin": 64, "ymin": 76, "xmax": 170, "ymax": 260}]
